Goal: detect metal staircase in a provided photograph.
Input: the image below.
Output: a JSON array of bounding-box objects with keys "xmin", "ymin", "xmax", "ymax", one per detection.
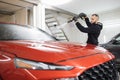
[{"xmin": 45, "ymin": 13, "xmax": 69, "ymax": 41}]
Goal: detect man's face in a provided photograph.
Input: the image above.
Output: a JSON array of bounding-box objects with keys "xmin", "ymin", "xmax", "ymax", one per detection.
[{"xmin": 90, "ymin": 15, "xmax": 99, "ymax": 23}]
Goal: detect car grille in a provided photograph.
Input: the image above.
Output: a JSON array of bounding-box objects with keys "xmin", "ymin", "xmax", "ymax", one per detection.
[{"xmin": 78, "ymin": 60, "xmax": 118, "ymax": 80}]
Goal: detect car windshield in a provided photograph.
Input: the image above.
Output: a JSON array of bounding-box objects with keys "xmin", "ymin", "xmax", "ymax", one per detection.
[
  {"xmin": 115, "ymin": 33, "xmax": 120, "ymax": 40},
  {"xmin": 0, "ymin": 24, "xmax": 56, "ymax": 41}
]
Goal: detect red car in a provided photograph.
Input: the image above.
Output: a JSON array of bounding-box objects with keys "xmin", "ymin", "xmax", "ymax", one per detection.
[{"xmin": 0, "ymin": 23, "xmax": 118, "ymax": 80}]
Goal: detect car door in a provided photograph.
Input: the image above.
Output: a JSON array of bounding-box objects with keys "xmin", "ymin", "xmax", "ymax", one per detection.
[{"xmin": 106, "ymin": 35, "xmax": 120, "ymax": 59}]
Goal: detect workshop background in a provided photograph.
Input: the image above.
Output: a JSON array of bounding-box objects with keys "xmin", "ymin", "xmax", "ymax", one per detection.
[{"xmin": 0, "ymin": 0, "xmax": 120, "ymax": 43}]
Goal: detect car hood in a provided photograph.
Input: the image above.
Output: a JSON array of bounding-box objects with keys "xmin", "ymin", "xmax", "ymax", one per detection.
[{"xmin": 0, "ymin": 41, "xmax": 113, "ymax": 64}]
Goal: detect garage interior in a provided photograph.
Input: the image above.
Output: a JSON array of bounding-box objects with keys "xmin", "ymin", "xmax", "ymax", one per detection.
[
  {"xmin": 0, "ymin": 0, "xmax": 120, "ymax": 80},
  {"xmin": 0, "ymin": 0, "xmax": 120, "ymax": 44}
]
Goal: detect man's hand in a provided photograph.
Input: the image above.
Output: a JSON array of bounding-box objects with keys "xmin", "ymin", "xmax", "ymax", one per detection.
[{"xmin": 79, "ymin": 13, "xmax": 87, "ymax": 20}]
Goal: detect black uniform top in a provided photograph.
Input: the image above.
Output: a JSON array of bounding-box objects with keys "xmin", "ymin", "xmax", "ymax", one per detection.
[{"xmin": 75, "ymin": 18, "xmax": 103, "ymax": 45}]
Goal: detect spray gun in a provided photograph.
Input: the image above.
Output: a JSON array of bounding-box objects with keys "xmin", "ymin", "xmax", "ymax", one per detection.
[
  {"xmin": 57, "ymin": 13, "xmax": 87, "ymax": 29},
  {"xmin": 68, "ymin": 13, "xmax": 87, "ymax": 23},
  {"xmin": 68, "ymin": 15, "xmax": 80, "ymax": 23}
]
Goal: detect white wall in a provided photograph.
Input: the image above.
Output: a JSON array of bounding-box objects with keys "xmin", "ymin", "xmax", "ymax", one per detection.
[
  {"xmin": 34, "ymin": 4, "xmax": 45, "ymax": 29},
  {"xmin": 14, "ymin": 8, "xmax": 28, "ymax": 25},
  {"xmin": 0, "ymin": 8, "xmax": 28, "ymax": 25},
  {"xmin": 48, "ymin": 8, "xmax": 120, "ymax": 44},
  {"xmin": 63, "ymin": 21, "xmax": 87, "ymax": 43},
  {"xmin": 0, "ymin": 15, "xmax": 15, "ymax": 23},
  {"xmin": 99, "ymin": 9, "xmax": 120, "ymax": 43}
]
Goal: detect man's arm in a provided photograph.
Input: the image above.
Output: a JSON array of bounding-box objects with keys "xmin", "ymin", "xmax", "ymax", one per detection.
[
  {"xmin": 75, "ymin": 22, "xmax": 90, "ymax": 33},
  {"xmin": 85, "ymin": 17, "xmax": 92, "ymax": 27},
  {"xmin": 75, "ymin": 22, "xmax": 102, "ymax": 33}
]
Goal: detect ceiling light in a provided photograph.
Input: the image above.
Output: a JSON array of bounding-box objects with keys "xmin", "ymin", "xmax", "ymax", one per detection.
[{"xmin": 41, "ymin": 0, "xmax": 72, "ymax": 6}]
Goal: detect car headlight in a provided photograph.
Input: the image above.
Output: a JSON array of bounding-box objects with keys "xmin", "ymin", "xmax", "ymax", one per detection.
[{"xmin": 14, "ymin": 58, "xmax": 74, "ymax": 70}]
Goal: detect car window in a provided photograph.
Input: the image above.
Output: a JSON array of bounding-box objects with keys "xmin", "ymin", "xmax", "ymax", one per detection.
[
  {"xmin": 0, "ymin": 24, "xmax": 56, "ymax": 41},
  {"xmin": 116, "ymin": 36, "xmax": 120, "ymax": 41},
  {"xmin": 113, "ymin": 35, "xmax": 120, "ymax": 45}
]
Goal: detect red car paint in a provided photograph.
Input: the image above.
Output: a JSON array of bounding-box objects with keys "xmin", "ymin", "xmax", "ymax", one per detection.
[{"xmin": 0, "ymin": 40, "xmax": 114, "ymax": 80}]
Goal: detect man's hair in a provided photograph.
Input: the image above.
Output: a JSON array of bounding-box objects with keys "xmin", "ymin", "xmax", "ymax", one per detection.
[{"xmin": 92, "ymin": 14, "xmax": 99, "ymax": 18}]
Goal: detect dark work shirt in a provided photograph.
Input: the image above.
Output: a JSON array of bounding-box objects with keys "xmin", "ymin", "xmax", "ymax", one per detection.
[{"xmin": 75, "ymin": 18, "xmax": 103, "ymax": 45}]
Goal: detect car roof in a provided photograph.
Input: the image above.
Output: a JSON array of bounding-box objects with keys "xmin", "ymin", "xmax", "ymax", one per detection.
[
  {"xmin": 0, "ymin": 22, "xmax": 58, "ymax": 41},
  {"xmin": 0, "ymin": 22, "xmax": 33, "ymax": 28}
]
